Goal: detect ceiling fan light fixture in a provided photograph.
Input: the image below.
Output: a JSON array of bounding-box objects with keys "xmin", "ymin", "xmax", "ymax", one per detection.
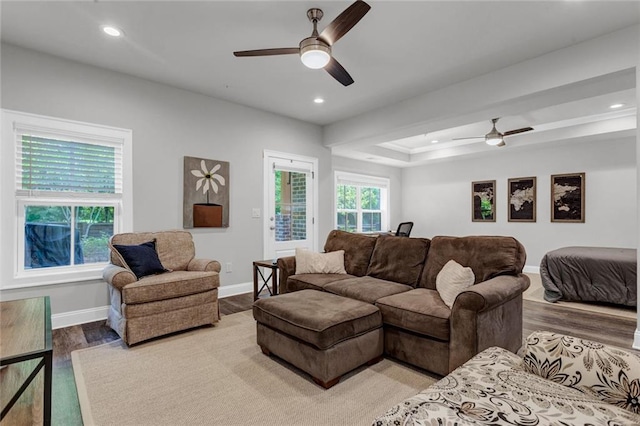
[
  {"xmin": 485, "ymin": 136, "xmax": 504, "ymax": 146},
  {"xmin": 485, "ymin": 129, "xmax": 503, "ymax": 145},
  {"xmin": 300, "ymin": 38, "xmax": 331, "ymax": 69},
  {"xmin": 485, "ymin": 118, "xmax": 503, "ymax": 146}
]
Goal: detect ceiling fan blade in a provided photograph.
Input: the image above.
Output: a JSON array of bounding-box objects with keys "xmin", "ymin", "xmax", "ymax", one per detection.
[
  {"xmin": 503, "ymin": 126, "xmax": 533, "ymax": 136},
  {"xmin": 233, "ymin": 48, "xmax": 299, "ymax": 57},
  {"xmin": 318, "ymin": 0, "xmax": 371, "ymax": 46},
  {"xmin": 325, "ymin": 57, "xmax": 354, "ymax": 86},
  {"xmin": 452, "ymin": 136, "xmax": 484, "ymax": 141}
]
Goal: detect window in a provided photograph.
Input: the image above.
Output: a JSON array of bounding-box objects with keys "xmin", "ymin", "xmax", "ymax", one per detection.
[
  {"xmin": 1, "ymin": 110, "xmax": 132, "ymax": 288},
  {"xmin": 334, "ymin": 171, "xmax": 389, "ymax": 233}
]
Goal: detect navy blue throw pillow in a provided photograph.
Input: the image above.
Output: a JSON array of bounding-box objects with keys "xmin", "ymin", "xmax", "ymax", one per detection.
[{"xmin": 112, "ymin": 239, "xmax": 167, "ymax": 279}]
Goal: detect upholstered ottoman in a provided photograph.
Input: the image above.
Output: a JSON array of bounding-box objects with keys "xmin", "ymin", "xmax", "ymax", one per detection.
[{"xmin": 253, "ymin": 289, "xmax": 383, "ymax": 388}]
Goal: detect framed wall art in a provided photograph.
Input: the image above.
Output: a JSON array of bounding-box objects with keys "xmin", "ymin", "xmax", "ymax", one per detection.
[
  {"xmin": 183, "ymin": 156, "xmax": 230, "ymax": 228},
  {"xmin": 508, "ymin": 176, "xmax": 536, "ymax": 222},
  {"xmin": 472, "ymin": 180, "xmax": 496, "ymax": 222},
  {"xmin": 551, "ymin": 172, "xmax": 585, "ymax": 223}
]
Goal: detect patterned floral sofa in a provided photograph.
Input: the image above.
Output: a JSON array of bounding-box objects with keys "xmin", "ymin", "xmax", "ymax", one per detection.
[{"xmin": 374, "ymin": 331, "xmax": 640, "ymax": 425}]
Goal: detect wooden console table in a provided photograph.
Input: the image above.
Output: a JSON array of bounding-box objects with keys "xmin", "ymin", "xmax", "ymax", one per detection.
[
  {"xmin": 0, "ymin": 296, "xmax": 53, "ymax": 425},
  {"xmin": 253, "ymin": 259, "xmax": 278, "ymax": 301}
]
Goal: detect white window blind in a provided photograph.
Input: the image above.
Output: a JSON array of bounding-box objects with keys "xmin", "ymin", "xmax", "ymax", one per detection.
[
  {"xmin": 16, "ymin": 133, "xmax": 123, "ymax": 196},
  {"xmin": 335, "ymin": 172, "xmax": 390, "ymax": 190}
]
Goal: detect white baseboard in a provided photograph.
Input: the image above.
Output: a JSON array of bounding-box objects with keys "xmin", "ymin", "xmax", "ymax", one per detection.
[
  {"xmin": 523, "ymin": 265, "xmax": 540, "ymax": 274},
  {"xmin": 219, "ymin": 281, "xmax": 253, "ymax": 298},
  {"xmin": 52, "ymin": 305, "xmax": 109, "ymax": 329}
]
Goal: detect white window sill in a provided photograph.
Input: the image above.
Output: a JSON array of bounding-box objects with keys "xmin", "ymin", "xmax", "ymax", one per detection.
[{"xmin": 3, "ymin": 264, "xmax": 108, "ymax": 290}]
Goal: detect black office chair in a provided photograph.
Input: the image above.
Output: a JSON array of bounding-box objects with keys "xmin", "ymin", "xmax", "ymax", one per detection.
[{"xmin": 395, "ymin": 222, "xmax": 413, "ymax": 237}]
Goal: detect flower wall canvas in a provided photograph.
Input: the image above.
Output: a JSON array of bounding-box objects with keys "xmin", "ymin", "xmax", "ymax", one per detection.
[{"xmin": 183, "ymin": 156, "xmax": 230, "ymax": 228}]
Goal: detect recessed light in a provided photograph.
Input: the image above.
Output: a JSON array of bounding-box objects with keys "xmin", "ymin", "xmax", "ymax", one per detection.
[
  {"xmin": 101, "ymin": 26, "xmax": 123, "ymax": 37},
  {"xmin": 431, "ymin": 140, "xmax": 439, "ymax": 144},
  {"xmin": 610, "ymin": 103, "xmax": 624, "ymax": 109},
  {"xmin": 313, "ymin": 98, "xmax": 324, "ymax": 104}
]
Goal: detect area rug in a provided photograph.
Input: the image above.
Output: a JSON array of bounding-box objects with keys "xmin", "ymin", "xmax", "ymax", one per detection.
[
  {"xmin": 72, "ymin": 311, "xmax": 437, "ymax": 426},
  {"xmin": 524, "ymin": 273, "xmax": 636, "ymax": 319}
]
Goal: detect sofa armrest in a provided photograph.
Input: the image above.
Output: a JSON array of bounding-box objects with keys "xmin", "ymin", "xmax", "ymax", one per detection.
[
  {"xmin": 448, "ymin": 273, "xmax": 529, "ymax": 372},
  {"xmin": 277, "ymin": 256, "xmax": 296, "ymax": 293},
  {"xmin": 454, "ymin": 274, "xmax": 530, "ymax": 313},
  {"xmin": 187, "ymin": 258, "xmax": 221, "ymax": 273},
  {"xmin": 103, "ymin": 264, "xmax": 137, "ymax": 290}
]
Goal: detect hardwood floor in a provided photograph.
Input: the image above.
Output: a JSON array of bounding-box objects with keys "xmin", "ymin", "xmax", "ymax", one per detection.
[
  {"xmin": 6, "ymin": 293, "xmax": 636, "ymax": 425},
  {"xmin": 522, "ymin": 299, "xmax": 637, "ymax": 350}
]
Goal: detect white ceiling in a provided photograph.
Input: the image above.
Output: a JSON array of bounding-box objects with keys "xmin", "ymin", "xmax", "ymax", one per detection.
[{"xmin": 1, "ymin": 1, "xmax": 638, "ymax": 167}]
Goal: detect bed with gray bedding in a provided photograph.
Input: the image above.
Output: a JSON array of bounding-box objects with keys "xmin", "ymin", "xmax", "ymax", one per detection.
[{"xmin": 540, "ymin": 246, "xmax": 636, "ymax": 306}]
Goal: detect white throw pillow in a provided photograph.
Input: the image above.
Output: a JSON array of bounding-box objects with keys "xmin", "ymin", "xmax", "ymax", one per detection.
[
  {"xmin": 436, "ymin": 259, "xmax": 475, "ymax": 308},
  {"xmin": 295, "ymin": 248, "xmax": 347, "ymax": 274}
]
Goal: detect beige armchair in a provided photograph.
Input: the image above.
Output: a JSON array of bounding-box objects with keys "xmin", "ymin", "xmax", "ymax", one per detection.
[{"xmin": 103, "ymin": 230, "xmax": 220, "ymax": 345}]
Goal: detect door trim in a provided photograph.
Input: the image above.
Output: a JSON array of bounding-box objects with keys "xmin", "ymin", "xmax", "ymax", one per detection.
[{"xmin": 263, "ymin": 150, "xmax": 319, "ymax": 258}]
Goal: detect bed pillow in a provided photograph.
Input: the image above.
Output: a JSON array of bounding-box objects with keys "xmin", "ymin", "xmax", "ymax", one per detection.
[
  {"xmin": 295, "ymin": 248, "xmax": 347, "ymax": 274},
  {"xmin": 111, "ymin": 239, "xmax": 168, "ymax": 279},
  {"xmin": 436, "ymin": 259, "xmax": 475, "ymax": 308}
]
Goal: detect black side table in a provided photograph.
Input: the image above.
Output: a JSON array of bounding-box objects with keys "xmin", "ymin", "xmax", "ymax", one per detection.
[{"xmin": 253, "ymin": 259, "xmax": 278, "ymax": 301}]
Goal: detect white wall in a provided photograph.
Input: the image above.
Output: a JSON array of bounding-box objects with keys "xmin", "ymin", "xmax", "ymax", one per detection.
[
  {"xmin": 331, "ymin": 156, "xmax": 403, "ymax": 231},
  {"xmin": 402, "ymin": 136, "xmax": 637, "ymax": 270},
  {"xmin": 0, "ymin": 43, "xmax": 333, "ymax": 316}
]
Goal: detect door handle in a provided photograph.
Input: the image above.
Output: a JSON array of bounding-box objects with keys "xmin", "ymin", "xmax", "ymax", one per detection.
[{"xmin": 269, "ymin": 226, "xmax": 276, "ymax": 230}]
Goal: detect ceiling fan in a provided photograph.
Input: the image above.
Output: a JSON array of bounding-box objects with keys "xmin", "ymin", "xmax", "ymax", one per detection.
[
  {"xmin": 233, "ymin": 0, "xmax": 371, "ymax": 86},
  {"xmin": 453, "ymin": 118, "xmax": 534, "ymax": 147}
]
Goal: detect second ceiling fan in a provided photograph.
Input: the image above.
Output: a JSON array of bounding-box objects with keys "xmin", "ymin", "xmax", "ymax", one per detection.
[
  {"xmin": 233, "ymin": 0, "xmax": 371, "ymax": 86},
  {"xmin": 454, "ymin": 118, "xmax": 534, "ymax": 147}
]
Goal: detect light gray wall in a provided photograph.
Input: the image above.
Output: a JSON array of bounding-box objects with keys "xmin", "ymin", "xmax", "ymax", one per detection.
[
  {"xmin": 402, "ymin": 136, "xmax": 637, "ymax": 269},
  {"xmin": 331, "ymin": 156, "xmax": 403, "ymax": 232},
  {"xmin": 0, "ymin": 43, "xmax": 333, "ymax": 314}
]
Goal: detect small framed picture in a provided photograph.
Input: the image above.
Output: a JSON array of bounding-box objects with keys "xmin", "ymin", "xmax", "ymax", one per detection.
[
  {"xmin": 551, "ymin": 172, "xmax": 585, "ymax": 223},
  {"xmin": 508, "ymin": 177, "xmax": 536, "ymax": 222},
  {"xmin": 472, "ymin": 180, "xmax": 496, "ymax": 222}
]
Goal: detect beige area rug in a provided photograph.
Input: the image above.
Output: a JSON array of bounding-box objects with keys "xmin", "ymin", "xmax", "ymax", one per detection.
[
  {"xmin": 524, "ymin": 273, "xmax": 636, "ymax": 319},
  {"xmin": 72, "ymin": 311, "xmax": 436, "ymax": 426}
]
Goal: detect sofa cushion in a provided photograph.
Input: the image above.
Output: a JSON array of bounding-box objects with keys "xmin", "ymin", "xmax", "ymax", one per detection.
[
  {"xmin": 252, "ymin": 290, "xmax": 382, "ymax": 350},
  {"xmin": 323, "ymin": 230, "xmax": 377, "ymax": 277},
  {"xmin": 323, "ymin": 276, "xmax": 412, "ymax": 304},
  {"xmin": 436, "ymin": 259, "xmax": 475, "ymax": 308},
  {"xmin": 367, "ymin": 236, "xmax": 430, "ymax": 286},
  {"xmin": 523, "ymin": 331, "xmax": 640, "ymax": 414},
  {"xmin": 121, "ymin": 270, "xmax": 218, "ymax": 304},
  {"xmin": 122, "ymin": 289, "xmax": 218, "ymax": 319},
  {"xmin": 374, "ymin": 346, "xmax": 640, "ymax": 426},
  {"xmin": 376, "ymin": 289, "xmax": 450, "ymax": 341},
  {"xmin": 111, "ymin": 239, "xmax": 168, "ymax": 279},
  {"xmin": 419, "ymin": 235, "xmax": 526, "ymax": 289},
  {"xmin": 286, "ymin": 273, "xmax": 356, "ymax": 292},
  {"xmin": 295, "ymin": 248, "xmax": 346, "ymax": 274}
]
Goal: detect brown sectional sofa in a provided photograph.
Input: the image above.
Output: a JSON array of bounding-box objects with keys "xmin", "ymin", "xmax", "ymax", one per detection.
[{"xmin": 277, "ymin": 230, "xmax": 530, "ymax": 376}]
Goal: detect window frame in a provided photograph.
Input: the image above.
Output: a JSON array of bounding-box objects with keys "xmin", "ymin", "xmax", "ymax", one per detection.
[
  {"xmin": 334, "ymin": 171, "xmax": 390, "ymax": 233},
  {"xmin": 1, "ymin": 110, "xmax": 133, "ymax": 289}
]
